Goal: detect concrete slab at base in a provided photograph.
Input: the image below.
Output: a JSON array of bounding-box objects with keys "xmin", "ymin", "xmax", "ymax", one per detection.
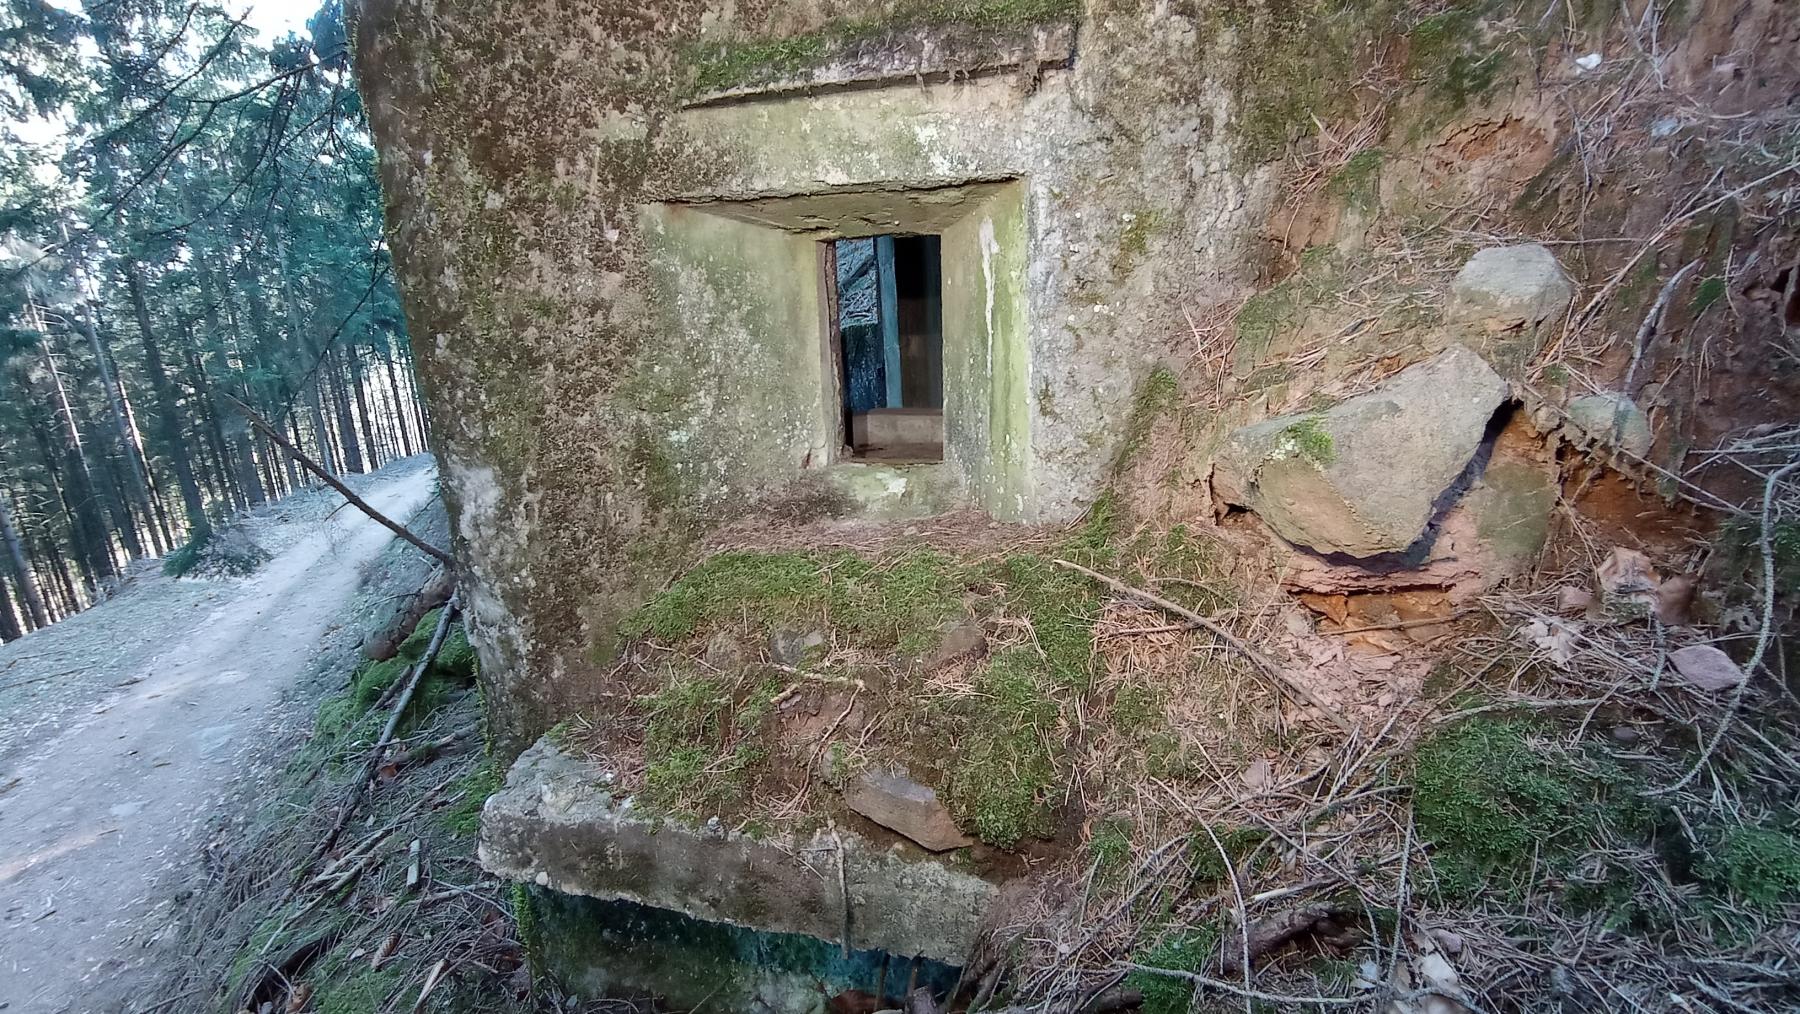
[
  {"xmin": 479, "ymin": 738, "xmax": 998, "ymax": 964},
  {"xmin": 529, "ymin": 889, "xmax": 962, "ymax": 1014}
]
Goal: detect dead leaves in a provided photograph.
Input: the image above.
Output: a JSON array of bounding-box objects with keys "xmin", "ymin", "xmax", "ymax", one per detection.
[{"xmin": 1522, "ymin": 617, "xmax": 1582, "ymax": 666}]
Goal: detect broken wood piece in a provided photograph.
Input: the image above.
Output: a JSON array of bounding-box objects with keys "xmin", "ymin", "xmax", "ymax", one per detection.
[
  {"xmin": 1216, "ymin": 904, "xmax": 1361, "ymax": 977},
  {"xmin": 411, "ymin": 959, "xmax": 450, "ymax": 1013},
  {"xmin": 1052, "ymin": 560, "xmax": 1354, "ymax": 734},
  {"xmin": 406, "ymin": 838, "xmax": 423, "ymax": 891},
  {"xmin": 365, "ymin": 565, "xmax": 455, "ymax": 661}
]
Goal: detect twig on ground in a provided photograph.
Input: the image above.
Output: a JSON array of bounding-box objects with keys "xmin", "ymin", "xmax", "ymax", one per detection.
[{"xmin": 1654, "ymin": 459, "xmax": 1798, "ymax": 794}]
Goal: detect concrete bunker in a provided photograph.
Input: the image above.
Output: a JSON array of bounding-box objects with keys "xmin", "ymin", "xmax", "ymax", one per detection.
[{"xmin": 642, "ymin": 178, "xmax": 1031, "ymax": 517}]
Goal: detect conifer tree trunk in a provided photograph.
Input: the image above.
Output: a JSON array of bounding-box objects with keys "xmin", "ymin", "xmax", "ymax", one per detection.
[
  {"xmin": 77, "ymin": 309, "xmax": 162, "ymax": 556},
  {"xmin": 27, "ymin": 292, "xmax": 118, "ymax": 584},
  {"xmin": 323, "ymin": 347, "xmax": 362, "ymax": 473},
  {"xmin": 126, "ymin": 265, "xmax": 207, "ymax": 536},
  {"xmin": 101, "ymin": 339, "xmax": 174, "ymax": 550},
  {"xmin": 200, "ymin": 261, "xmax": 266, "ymax": 507},
  {"xmin": 44, "ymin": 541, "xmax": 77, "ymax": 617},
  {"xmin": 348, "ymin": 345, "xmax": 380, "ymax": 469},
  {"xmin": 0, "ymin": 572, "xmax": 23, "ymax": 642},
  {"xmin": 383, "ymin": 348, "xmax": 415, "ymax": 456},
  {"xmin": 277, "ymin": 238, "xmax": 339, "ymax": 476},
  {"xmin": 184, "ymin": 340, "xmax": 243, "ymax": 510},
  {"xmin": 0, "ymin": 492, "xmax": 48, "ymax": 628}
]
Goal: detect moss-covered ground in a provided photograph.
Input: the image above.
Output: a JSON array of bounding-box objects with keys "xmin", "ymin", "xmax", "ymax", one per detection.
[{"xmin": 578, "ymin": 485, "xmax": 1261, "ymax": 851}]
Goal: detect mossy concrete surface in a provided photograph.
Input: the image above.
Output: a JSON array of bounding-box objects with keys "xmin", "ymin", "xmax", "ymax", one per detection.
[{"xmin": 479, "ymin": 738, "xmax": 998, "ymax": 964}]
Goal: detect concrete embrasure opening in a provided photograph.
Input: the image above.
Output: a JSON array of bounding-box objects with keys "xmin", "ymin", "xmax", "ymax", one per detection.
[
  {"xmin": 830, "ymin": 234, "xmax": 945, "ymax": 463},
  {"xmin": 641, "ymin": 178, "xmax": 1032, "ymax": 518}
]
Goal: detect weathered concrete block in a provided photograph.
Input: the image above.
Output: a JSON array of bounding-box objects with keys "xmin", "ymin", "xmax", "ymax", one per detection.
[
  {"xmin": 480, "ymin": 738, "xmax": 996, "ymax": 964},
  {"xmin": 1212, "ymin": 345, "xmax": 1508, "ymax": 558},
  {"xmin": 1449, "ymin": 244, "xmax": 1575, "ymax": 330},
  {"xmin": 843, "ymin": 770, "xmax": 973, "ymax": 852},
  {"xmin": 1565, "ymin": 392, "xmax": 1653, "ymax": 457}
]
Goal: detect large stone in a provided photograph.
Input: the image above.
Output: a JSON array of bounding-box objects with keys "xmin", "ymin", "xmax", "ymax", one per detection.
[
  {"xmin": 480, "ymin": 738, "xmax": 996, "ymax": 964},
  {"xmin": 843, "ymin": 770, "xmax": 974, "ymax": 852},
  {"xmin": 1564, "ymin": 392, "xmax": 1653, "ymax": 457},
  {"xmin": 1449, "ymin": 244, "xmax": 1575, "ymax": 330},
  {"xmin": 1213, "ymin": 345, "xmax": 1509, "ymax": 558}
]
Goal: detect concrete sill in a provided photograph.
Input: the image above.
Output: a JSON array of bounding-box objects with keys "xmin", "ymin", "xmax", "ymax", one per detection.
[{"xmin": 684, "ymin": 21, "xmax": 1077, "ymax": 109}]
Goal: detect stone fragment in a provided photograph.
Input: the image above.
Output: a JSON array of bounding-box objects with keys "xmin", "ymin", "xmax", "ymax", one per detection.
[
  {"xmin": 1449, "ymin": 244, "xmax": 1575, "ymax": 330},
  {"xmin": 1670, "ymin": 644, "xmax": 1746, "ymax": 692},
  {"xmin": 1596, "ymin": 547, "xmax": 1659, "ymax": 618},
  {"xmin": 843, "ymin": 769, "xmax": 973, "ymax": 852},
  {"xmin": 1555, "ymin": 585, "xmax": 1594, "ymax": 615},
  {"xmin": 1656, "ymin": 574, "xmax": 1696, "ymax": 626},
  {"xmin": 768, "ymin": 628, "xmax": 826, "ymax": 667},
  {"xmin": 1212, "ymin": 345, "xmax": 1508, "ymax": 558},
  {"xmin": 1565, "ymin": 392, "xmax": 1653, "ymax": 457},
  {"xmin": 925, "ymin": 620, "xmax": 986, "ymax": 668}
]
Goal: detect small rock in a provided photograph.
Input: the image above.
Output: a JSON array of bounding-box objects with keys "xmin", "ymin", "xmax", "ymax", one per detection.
[
  {"xmin": 1429, "ymin": 927, "xmax": 1466, "ymax": 956},
  {"xmin": 769, "ymin": 628, "xmax": 827, "ymax": 667},
  {"xmin": 1555, "ymin": 585, "xmax": 1594, "ymax": 615},
  {"xmin": 843, "ymin": 770, "xmax": 973, "ymax": 852},
  {"xmin": 1610, "ymin": 725, "xmax": 1640, "ymax": 744},
  {"xmin": 926, "ymin": 620, "xmax": 987, "ymax": 668},
  {"xmin": 1596, "ymin": 547, "xmax": 1660, "ymax": 618},
  {"xmin": 1449, "ymin": 244, "xmax": 1575, "ymax": 331},
  {"xmin": 1565, "ymin": 392, "xmax": 1653, "ymax": 458},
  {"xmin": 704, "ymin": 632, "xmax": 746, "ymax": 671},
  {"xmin": 1670, "ymin": 644, "xmax": 1746, "ymax": 692},
  {"xmin": 1656, "ymin": 574, "xmax": 1696, "ymax": 626},
  {"xmin": 1376, "ymin": 692, "xmax": 1397, "ymax": 708}
]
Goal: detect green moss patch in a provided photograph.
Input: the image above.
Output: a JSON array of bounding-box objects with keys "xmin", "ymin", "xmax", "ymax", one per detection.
[
  {"xmin": 440, "ymin": 757, "xmax": 503, "ymax": 838},
  {"xmin": 1113, "ymin": 367, "xmax": 1180, "ymax": 477},
  {"xmin": 1702, "ymin": 824, "xmax": 1800, "ymax": 911},
  {"xmin": 1327, "ymin": 147, "xmax": 1384, "ymax": 209},
  {"xmin": 1125, "ymin": 924, "xmax": 1223, "ymax": 1014},
  {"xmin": 620, "ymin": 549, "xmax": 967, "ymax": 653},
  {"xmin": 938, "ymin": 648, "xmax": 1062, "ymax": 847},
  {"xmin": 1414, "ymin": 718, "xmax": 1651, "ymax": 899},
  {"xmin": 1277, "ymin": 414, "xmax": 1336, "ymax": 466},
  {"xmin": 596, "ymin": 503, "xmax": 1156, "ymax": 843}
]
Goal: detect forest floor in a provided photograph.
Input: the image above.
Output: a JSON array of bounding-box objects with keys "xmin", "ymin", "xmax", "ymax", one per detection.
[{"xmin": 0, "ymin": 458, "xmax": 440, "ymax": 1014}]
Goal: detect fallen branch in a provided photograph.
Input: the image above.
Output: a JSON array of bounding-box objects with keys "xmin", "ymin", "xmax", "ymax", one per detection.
[
  {"xmin": 1570, "ymin": 158, "xmax": 1800, "ymax": 332},
  {"xmin": 1053, "ymin": 560, "xmax": 1354, "ymax": 734},
  {"xmin": 368, "ymin": 597, "xmax": 460, "ymax": 787},
  {"xmin": 300, "ymin": 598, "xmax": 460, "ymax": 877},
  {"xmin": 220, "ymin": 392, "xmax": 454, "ymax": 568},
  {"xmin": 1654, "ymin": 458, "xmax": 1799, "ymax": 795}
]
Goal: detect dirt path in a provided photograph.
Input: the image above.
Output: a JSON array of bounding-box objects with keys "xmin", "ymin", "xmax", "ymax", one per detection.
[{"xmin": 0, "ymin": 461, "xmax": 440, "ymax": 1014}]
